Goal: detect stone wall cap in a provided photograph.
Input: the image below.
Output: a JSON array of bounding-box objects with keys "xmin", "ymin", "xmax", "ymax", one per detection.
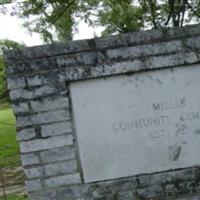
[{"xmin": 4, "ymin": 23, "xmax": 200, "ymax": 63}]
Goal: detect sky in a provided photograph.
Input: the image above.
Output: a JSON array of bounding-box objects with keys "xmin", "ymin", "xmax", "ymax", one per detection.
[{"xmin": 0, "ymin": 5, "xmax": 104, "ymax": 47}]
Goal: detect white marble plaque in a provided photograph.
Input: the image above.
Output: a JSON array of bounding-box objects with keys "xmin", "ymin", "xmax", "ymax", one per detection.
[{"xmin": 70, "ymin": 64, "xmax": 200, "ymax": 183}]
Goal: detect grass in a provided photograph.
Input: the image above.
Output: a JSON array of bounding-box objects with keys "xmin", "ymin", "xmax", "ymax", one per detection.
[
  {"xmin": 0, "ymin": 108, "xmax": 26, "ymax": 199},
  {"xmin": 0, "ymin": 108, "xmax": 20, "ymax": 168},
  {"xmin": 0, "ymin": 194, "xmax": 27, "ymax": 200}
]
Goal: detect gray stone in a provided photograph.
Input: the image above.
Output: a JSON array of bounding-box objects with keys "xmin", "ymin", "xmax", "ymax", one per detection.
[
  {"xmin": 27, "ymin": 75, "xmax": 43, "ymax": 86},
  {"xmin": 21, "ymin": 153, "xmax": 40, "ymax": 166},
  {"xmin": 20, "ymin": 134, "xmax": 74, "ymax": 153},
  {"xmin": 31, "ymin": 97, "xmax": 69, "ymax": 112},
  {"xmin": 117, "ymin": 191, "xmax": 137, "ymax": 200},
  {"xmin": 186, "ymin": 36, "xmax": 200, "ymax": 50},
  {"xmin": 45, "ymin": 173, "xmax": 81, "ymax": 188},
  {"xmin": 165, "ymin": 184, "xmax": 178, "ymax": 197},
  {"xmin": 145, "ymin": 52, "xmax": 198, "ymax": 69},
  {"xmin": 6, "ymin": 39, "xmax": 91, "ymax": 62},
  {"xmin": 138, "ymin": 168, "xmax": 196, "ymax": 188},
  {"xmin": 40, "ymin": 146, "xmax": 76, "ymax": 163},
  {"xmin": 170, "ymin": 193, "xmax": 200, "ymax": 200},
  {"xmin": 5, "ymin": 23, "xmax": 200, "ymax": 200},
  {"xmin": 16, "ymin": 109, "xmax": 70, "ymax": 128},
  {"xmin": 70, "ymin": 64, "xmax": 200, "ymax": 183},
  {"xmin": 136, "ymin": 185, "xmax": 164, "ymax": 199},
  {"xmin": 107, "ymin": 40, "xmax": 182, "ymax": 60},
  {"xmin": 7, "ymin": 77, "xmax": 26, "ymax": 89},
  {"xmin": 10, "ymin": 85, "xmax": 58, "ymax": 101},
  {"xmin": 12, "ymin": 102, "xmax": 29, "ymax": 114},
  {"xmin": 41, "ymin": 121, "xmax": 72, "ymax": 137},
  {"xmin": 44, "ymin": 160, "xmax": 77, "ymax": 177},
  {"xmin": 17, "ymin": 128, "xmax": 36, "ymax": 141},
  {"xmin": 24, "ymin": 166, "xmax": 42, "ymax": 179},
  {"xmin": 10, "ymin": 88, "xmax": 33, "ymax": 101},
  {"xmin": 25, "ymin": 179, "xmax": 42, "ymax": 192},
  {"xmin": 25, "ymin": 161, "xmax": 77, "ymax": 179}
]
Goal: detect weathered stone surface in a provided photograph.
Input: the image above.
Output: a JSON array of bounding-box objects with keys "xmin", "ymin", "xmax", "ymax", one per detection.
[
  {"xmin": 5, "ymin": 39, "xmax": 91, "ymax": 62},
  {"xmin": 145, "ymin": 52, "xmax": 199, "ymax": 69},
  {"xmin": 170, "ymin": 193, "xmax": 200, "ymax": 200},
  {"xmin": 5, "ymin": 24, "xmax": 200, "ymax": 200},
  {"xmin": 40, "ymin": 146, "xmax": 76, "ymax": 163},
  {"xmin": 25, "ymin": 179, "xmax": 42, "ymax": 192},
  {"xmin": 17, "ymin": 128, "xmax": 36, "ymax": 141},
  {"xmin": 71, "ymin": 64, "xmax": 200, "ymax": 183},
  {"xmin": 16, "ymin": 109, "xmax": 70, "ymax": 128},
  {"xmin": 7, "ymin": 77, "xmax": 26, "ymax": 89},
  {"xmin": 12, "ymin": 102, "xmax": 29, "ymax": 113},
  {"xmin": 28, "ymin": 167, "xmax": 200, "ymax": 200},
  {"xmin": 10, "ymin": 85, "xmax": 59, "ymax": 101},
  {"xmin": 138, "ymin": 168, "xmax": 197, "ymax": 188},
  {"xmin": 44, "ymin": 160, "xmax": 77, "ymax": 177},
  {"xmin": 21, "ymin": 153, "xmax": 40, "ymax": 166},
  {"xmin": 41, "ymin": 121, "xmax": 72, "ymax": 137},
  {"xmin": 45, "ymin": 173, "xmax": 81, "ymax": 188},
  {"xmin": 24, "ymin": 166, "xmax": 42, "ymax": 179},
  {"xmin": 117, "ymin": 191, "xmax": 137, "ymax": 200},
  {"xmin": 165, "ymin": 184, "xmax": 178, "ymax": 197},
  {"xmin": 20, "ymin": 134, "xmax": 74, "ymax": 153},
  {"xmin": 31, "ymin": 96, "xmax": 69, "ymax": 112},
  {"xmin": 186, "ymin": 36, "xmax": 200, "ymax": 50},
  {"xmin": 117, "ymin": 185, "xmax": 165, "ymax": 200},
  {"xmin": 24, "ymin": 160, "xmax": 78, "ymax": 179},
  {"xmin": 27, "ymin": 74, "xmax": 43, "ymax": 86},
  {"xmin": 107, "ymin": 40, "xmax": 182, "ymax": 60}
]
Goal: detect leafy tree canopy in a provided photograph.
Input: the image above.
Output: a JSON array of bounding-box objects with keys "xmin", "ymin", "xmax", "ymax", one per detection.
[
  {"xmin": 1, "ymin": 1, "xmax": 200, "ymax": 42},
  {"xmin": 0, "ymin": 0, "xmax": 11, "ymax": 5},
  {"xmin": 0, "ymin": 40, "xmax": 25, "ymax": 107}
]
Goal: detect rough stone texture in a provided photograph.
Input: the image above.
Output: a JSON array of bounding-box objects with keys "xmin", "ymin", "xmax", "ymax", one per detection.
[
  {"xmin": 6, "ymin": 77, "xmax": 26, "ymax": 89},
  {"xmin": 41, "ymin": 121, "xmax": 72, "ymax": 137},
  {"xmin": 44, "ymin": 173, "xmax": 82, "ymax": 188},
  {"xmin": 39, "ymin": 146, "xmax": 76, "ymax": 163},
  {"xmin": 25, "ymin": 179, "xmax": 42, "ymax": 192},
  {"xmin": 30, "ymin": 96, "xmax": 69, "ymax": 112},
  {"xmin": 44, "ymin": 160, "xmax": 77, "ymax": 177},
  {"xmin": 4, "ymin": 24, "xmax": 200, "ymax": 200},
  {"xmin": 17, "ymin": 128, "xmax": 37, "ymax": 141},
  {"xmin": 16, "ymin": 110, "xmax": 70, "ymax": 128},
  {"xmin": 12, "ymin": 102, "xmax": 29, "ymax": 114},
  {"xmin": 21, "ymin": 153, "xmax": 40, "ymax": 166},
  {"xmin": 20, "ymin": 134, "xmax": 74, "ymax": 153}
]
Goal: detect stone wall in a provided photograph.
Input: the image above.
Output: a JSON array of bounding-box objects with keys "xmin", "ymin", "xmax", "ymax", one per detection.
[{"xmin": 4, "ymin": 24, "xmax": 200, "ymax": 200}]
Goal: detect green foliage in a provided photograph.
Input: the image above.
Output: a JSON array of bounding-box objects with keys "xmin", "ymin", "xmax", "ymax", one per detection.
[
  {"xmin": 0, "ymin": 40, "xmax": 25, "ymax": 107},
  {"xmin": 138, "ymin": 0, "xmax": 200, "ymax": 28},
  {"xmin": 16, "ymin": 0, "xmax": 77, "ymax": 43},
  {"xmin": 0, "ymin": 108, "xmax": 19, "ymax": 169},
  {"xmin": 91, "ymin": 0, "xmax": 144, "ymax": 36},
  {"xmin": 0, "ymin": 194, "xmax": 27, "ymax": 200},
  {"xmin": 0, "ymin": 0, "xmax": 11, "ymax": 5},
  {"xmin": 1, "ymin": 1, "xmax": 200, "ymax": 42}
]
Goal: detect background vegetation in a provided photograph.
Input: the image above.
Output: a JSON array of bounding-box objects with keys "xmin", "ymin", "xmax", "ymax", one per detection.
[
  {"xmin": 0, "ymin": 40, "xmax": 26, "ymax": 199},
  {"xmin": 1, "ymin": 0, "xmax": 200, "ymax": 43}
]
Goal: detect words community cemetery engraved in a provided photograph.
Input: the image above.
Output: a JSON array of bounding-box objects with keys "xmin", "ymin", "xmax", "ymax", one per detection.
[
  {"xmin": 112, "ymin": 98, "xmax": 200, "ymax": 139},
  {"xmin": 70, "ymin": 65, "xmax": 200, "ymax": 183}
]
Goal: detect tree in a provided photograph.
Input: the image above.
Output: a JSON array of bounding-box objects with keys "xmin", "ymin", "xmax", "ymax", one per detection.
[
  {"xmin": 12, "ymin": 0, "xmax": 78, "ymax": 43},
  {"xmin": 1, "ymin": 1, "xmax": 200, "ymax": 42},
  {"xmin": 86, "ymin": 0, "xmax": 200, "ymax": 35},
  {"xmin": 139, "ymin": 0, "xmax": 200, "ymax": 28},
  {"xmin": 0, "ymin": 39, "xmax": 25, "ymax": 107},
  {"xmin": 82, "ymin": 0, "xmax": 145, "ymax": 36}
]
